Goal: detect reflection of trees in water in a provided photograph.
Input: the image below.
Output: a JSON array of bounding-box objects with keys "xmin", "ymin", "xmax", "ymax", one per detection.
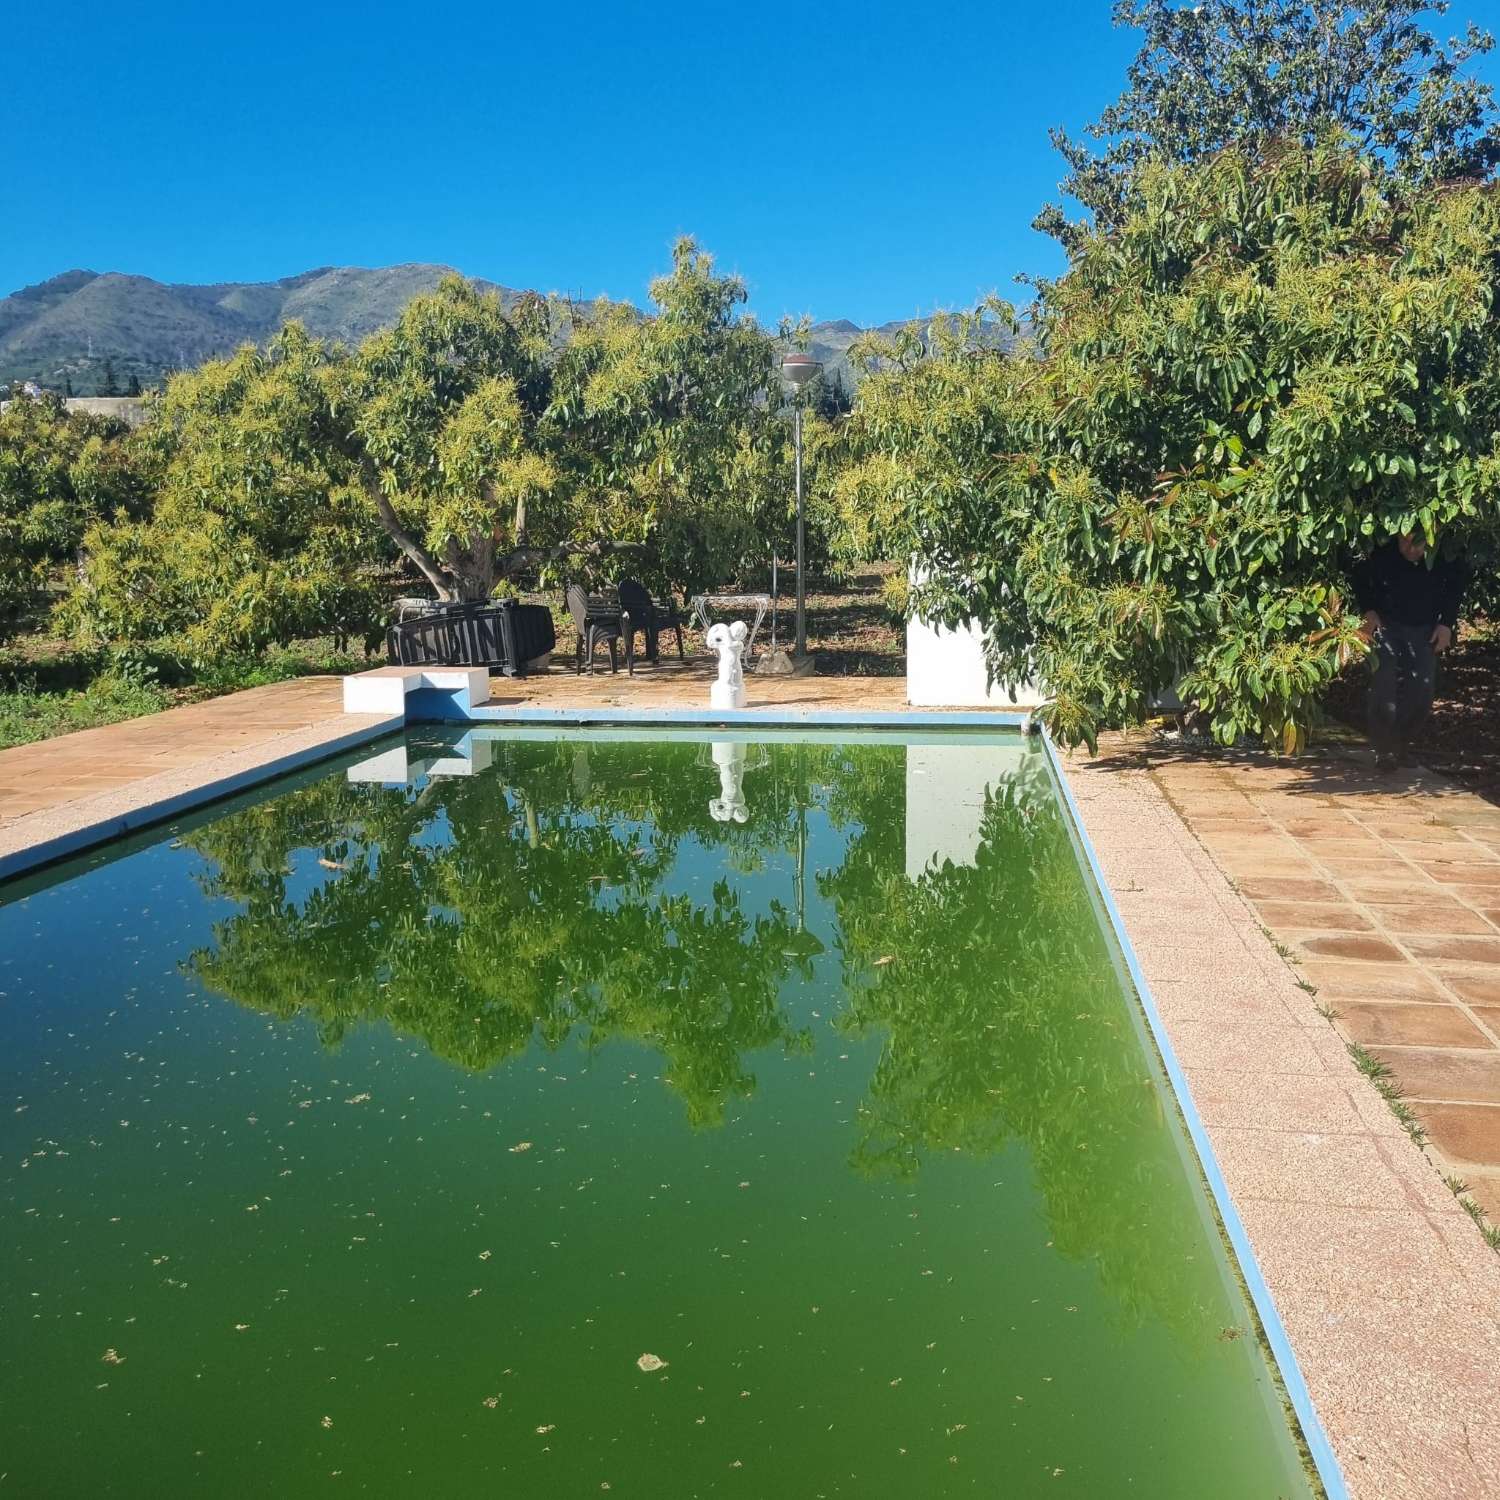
[
  {"xmin": 186, "ymin": 737, "xmax": 1216, "ymax": 1335},
  {"xmin": 186, "ymin": 738, "xmax": 872, "ymax": 1124},
  {"xmin": 828, "ymin": 751, "xmax": 1214, "ymax": 1333}
]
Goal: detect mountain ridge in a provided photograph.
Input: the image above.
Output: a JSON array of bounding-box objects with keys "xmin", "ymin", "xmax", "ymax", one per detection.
[{"xmin": 0, "ymin": 264, "xmax": 994, "ymax": 394}]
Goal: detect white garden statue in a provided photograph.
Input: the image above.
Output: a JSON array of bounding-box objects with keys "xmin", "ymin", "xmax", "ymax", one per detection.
[
  {"xmin": 708, "ymin": 740, "xmax": 749, "ymax": 823},
  {"xmin": 706, "ymin": 620, "xmax": 749, "ymax": 711}
]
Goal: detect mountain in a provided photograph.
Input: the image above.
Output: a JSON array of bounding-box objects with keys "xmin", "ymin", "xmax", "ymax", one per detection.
[
  {"xmin": 0, "ymin": 264, "xmax": 531, "ymax": 392},
  {"xmin": 0, "ymin": 265, "xmax": 1012, "ymax": 395}
]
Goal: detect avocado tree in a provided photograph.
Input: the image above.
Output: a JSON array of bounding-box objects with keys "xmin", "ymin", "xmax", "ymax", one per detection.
[
  {"xmin": 550, "ymin": 238, "xmax": 786, "ymax": 596},
  {"xmin": 1039, "ymin": 0, "xmax": 1499, "ymax": 242},
  {"xmin": 0, "ymin": 388, "xmax": 141, "ymax": 639},
  {"xmin": 343, "ymin": 277, "xmax": 568, "ymax": 602},
  {"xmin": 63, "ymin": 325, "xmax": 384, "ymax": 657},
  {"xmin": 840, "ymin": 142, "xmax": 1500, "ymax": 751}
]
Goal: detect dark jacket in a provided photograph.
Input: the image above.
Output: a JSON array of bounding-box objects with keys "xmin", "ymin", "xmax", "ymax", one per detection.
[{"xmin": 1352, "ymin": 542, "xmax": 1466, "ymax": 631}]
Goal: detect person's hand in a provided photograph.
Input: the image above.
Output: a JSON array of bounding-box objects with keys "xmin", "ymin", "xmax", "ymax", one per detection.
[
  {"xmin": 1360, "ymin": 610, "xmax": 1381, "ymax": 641},
  {"xmin": 1431, "ymin": 623, "xmax": 1453, "ymax": 653}
]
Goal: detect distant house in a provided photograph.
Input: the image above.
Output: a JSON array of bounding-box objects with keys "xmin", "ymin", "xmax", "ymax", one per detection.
[
  {"xmin": 0, "ymin": 389, "xmax": 149, "ymax": 427},
  {"xmin": 64, "ymin": 396, "xmax": 149, "ymax": 428}
]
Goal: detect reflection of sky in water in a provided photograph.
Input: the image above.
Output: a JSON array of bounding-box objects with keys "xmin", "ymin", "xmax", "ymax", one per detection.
[{"xmin": 0, "ymin": 730, "xmax": 1315, "ymax": 1499}]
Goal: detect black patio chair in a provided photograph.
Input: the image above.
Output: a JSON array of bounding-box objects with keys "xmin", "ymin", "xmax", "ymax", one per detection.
[
  {"xmin": 618, "ymin": 578, "xmax": 687, "ymax": 664},
  {"xmin": 566, "ymin": 583, "xmax": 626, "ymax": 674}
]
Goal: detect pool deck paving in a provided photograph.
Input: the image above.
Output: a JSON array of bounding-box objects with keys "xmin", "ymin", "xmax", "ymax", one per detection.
[
  {"xmin": 1065, "ymin": 735, "xmax": 1500, "ymax": 1500},
  {"xmin": 3, "ymin": 666, "xmax": 1499, "ymax": 1497}
]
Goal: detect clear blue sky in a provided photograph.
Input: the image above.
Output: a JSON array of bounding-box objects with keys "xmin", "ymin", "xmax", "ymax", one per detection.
[{"xmin": 6, "ymin": 0, "xmax": 1500, "ymax": 327}]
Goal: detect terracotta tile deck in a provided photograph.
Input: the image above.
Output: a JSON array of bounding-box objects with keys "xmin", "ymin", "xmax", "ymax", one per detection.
[
  {"xmin": 477, "ymin": 656, "xmax": 913, "ymax": 713},
  {"xmin": 1065, "ymin": 738, "xmax": 1500, "ymax": 1498},
  {"xmin": 1128, "ymin": 738, "xmax": 1500, "ymax": 1206}
]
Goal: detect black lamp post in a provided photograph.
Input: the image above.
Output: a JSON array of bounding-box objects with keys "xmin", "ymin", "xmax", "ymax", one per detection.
[{"xmin": 780, "ymin": 352, "xmax": 821, "ymax": 664}]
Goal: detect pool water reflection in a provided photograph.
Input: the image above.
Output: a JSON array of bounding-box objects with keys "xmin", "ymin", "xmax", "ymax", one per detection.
[{"xmin": 0, "ymin": 728, "xmax": 1315, "ymax": 1497}]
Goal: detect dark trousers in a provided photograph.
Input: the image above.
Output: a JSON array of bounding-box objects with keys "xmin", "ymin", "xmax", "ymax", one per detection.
[{"xmin": 1368, "ymin": 622, "xmax": 1437, "ymax": 756}]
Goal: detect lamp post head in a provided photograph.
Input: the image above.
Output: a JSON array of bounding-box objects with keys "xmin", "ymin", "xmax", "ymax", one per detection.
[{"xmin": 780, "ymin": 352, "xmax": 822, "ymax": 389}]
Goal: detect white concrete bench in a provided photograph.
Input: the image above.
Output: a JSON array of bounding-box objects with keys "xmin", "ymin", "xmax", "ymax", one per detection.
[{"xmin": 342, "ymin": 666, "xmax": 492, "ymax": 719}]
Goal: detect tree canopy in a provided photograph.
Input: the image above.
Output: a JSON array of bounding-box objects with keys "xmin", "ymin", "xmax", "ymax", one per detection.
[
  {"xmin": 0, "ymin": 389, "xmax": 141, "ymax": 640},
  {"xmin": 58, "ymin": 242, "xmax": 801, "ymax": 658},
  {"xmin": 839, "ymin": 141, "xmax": 1500, "ymax": 751},
  {"xmin": 1040, "ymin": 0, "xmax": 1499, "ymax": 241},
  {"xmin": 63, "ymin": 326, "xmax": 384, "ymax": 657}
]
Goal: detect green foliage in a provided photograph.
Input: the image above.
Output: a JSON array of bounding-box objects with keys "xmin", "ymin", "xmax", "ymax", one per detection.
[
  {"xmin": 346, "ymin": 278, "xmax": 561, "ymax": 601},
  {"xmin": 63, "ymin": 327, "xmax": 385, "ymax": 659},
  {"xmin": 1041, "ymin": 0, "xmax": 1499, "ymax": 240},
  {"xmin": 0, "ymin": 388, "xmax": 142, "ymax": 639},
  {"xmin": 878, "ymin": 568, "xmax": 910, "ymax": 624},
  {"xmin": 62, "ymin": 247, "xmax": 798, "ymax": 655},
  {"xmin": 840, "ymin": 142, "xmax": 1500, "ymax": 750},
  {"xmin": 0, "ymin": 669, "xmax": 170, "ymax": 750},
  {"xmin": 551, "ymin": 238, "xmax": 789, "ymax": 596}
]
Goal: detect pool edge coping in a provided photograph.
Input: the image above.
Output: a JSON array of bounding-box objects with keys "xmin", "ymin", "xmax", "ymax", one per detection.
[{"xmin": 0, "ymin": 713, "xmax": 404, "ymax": 882}]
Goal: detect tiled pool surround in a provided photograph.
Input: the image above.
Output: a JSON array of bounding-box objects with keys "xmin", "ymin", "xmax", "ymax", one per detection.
[{"xmin": 4, "ymin": 670, "xmax": 1500, "ymax": 1495}]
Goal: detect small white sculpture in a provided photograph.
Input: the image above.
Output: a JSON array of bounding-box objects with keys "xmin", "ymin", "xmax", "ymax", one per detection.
[
  {"xmin": 709, "ymin": 740, "xmax": 749, "ymax": 823},
  {"xmin": 706, "ymin": 620, "xmax": 749, "ymax": 711}
]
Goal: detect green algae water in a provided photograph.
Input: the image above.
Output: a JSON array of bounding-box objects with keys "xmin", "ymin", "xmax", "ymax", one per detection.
[{"xmin": 0, "ymin": 728, "xmax": 1316, "ymax": 1498}]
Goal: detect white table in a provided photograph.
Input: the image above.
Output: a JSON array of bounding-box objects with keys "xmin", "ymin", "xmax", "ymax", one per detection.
[{"xmin": 689, "ymin": 592, "xmax": 773, "ymax": 659}]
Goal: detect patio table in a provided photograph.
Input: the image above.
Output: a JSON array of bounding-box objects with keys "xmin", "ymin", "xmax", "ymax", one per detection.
[{"xmin": 689, "ymin": 592, "xmax": 772, "ymax": 659}]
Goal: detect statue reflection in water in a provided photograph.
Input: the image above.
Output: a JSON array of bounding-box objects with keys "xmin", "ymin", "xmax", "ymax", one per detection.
[{"xmin": 708, "ymin": 741, "xmax": 749, "ymax": 823}]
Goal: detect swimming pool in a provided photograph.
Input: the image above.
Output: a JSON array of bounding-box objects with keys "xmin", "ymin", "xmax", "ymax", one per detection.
[{"xmin": 0, "ymin": 726, "xmax": 1318, "ymax": 1496}]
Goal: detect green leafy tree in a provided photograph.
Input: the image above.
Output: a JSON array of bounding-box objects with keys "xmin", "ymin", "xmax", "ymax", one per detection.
[
  {"xmin": 1040, "ymin": 0, "xmax": 1499, "ymax": 241},
  {"xmin": 99, "ymin": 358, "xmax": 119, "ymax": 397},
  {"xmin": 344, "ymin": 278, "xmax": 566, "ymax": 601},
  {"xmin": 0, "ymin": 389, "xmax": 141, "ymax": 638},
  {"xmin": 63, "ymin": 326, "xmax": 384, "ymax": 658},
  {"xmin": 551, "ymin": 239, "xmax": 787, "ymax": 596},
  {"xmin": 840, "ymin": 142, "xmax": 1500, "ymax": 751}
]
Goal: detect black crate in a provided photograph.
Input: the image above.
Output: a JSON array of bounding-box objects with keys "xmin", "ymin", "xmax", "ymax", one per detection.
[{"xmin": 385, "ymin": 601, "xmax": 555, "ymax": 676}]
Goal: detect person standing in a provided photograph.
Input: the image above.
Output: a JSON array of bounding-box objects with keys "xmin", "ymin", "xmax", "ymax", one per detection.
[{"xmin": 1352, "ymin": 533, "xmax": 1465, "ymax": 770}]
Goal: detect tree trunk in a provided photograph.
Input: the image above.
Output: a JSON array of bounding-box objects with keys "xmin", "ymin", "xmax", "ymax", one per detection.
[{"xmin": 359, "ymin": 463, "xmax": 454, "ymax": 600}]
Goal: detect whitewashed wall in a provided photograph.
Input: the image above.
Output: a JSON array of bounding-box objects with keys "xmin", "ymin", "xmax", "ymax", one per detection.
[{"xmin": 905, "ymin": 614, "xmax": 1043, "ymax": 708}]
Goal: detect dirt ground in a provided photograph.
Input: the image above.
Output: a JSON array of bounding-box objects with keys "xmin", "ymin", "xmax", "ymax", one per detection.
[
  {"xmin": 1324, "ymin": 620, "xmax": 1500, "ymax": 803},
  {"xmin": 534, "ymin": 565, "xmax": 905, "ymax": 677}
]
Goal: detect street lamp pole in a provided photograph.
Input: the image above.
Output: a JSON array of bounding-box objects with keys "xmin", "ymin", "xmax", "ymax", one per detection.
[
  {"xmin": 780, "ymin": 353, "xmax": 821, "ymax": 669},
  {"xmin": 794, "ymin": 399, "xmax": 806, "ymax": 657}
]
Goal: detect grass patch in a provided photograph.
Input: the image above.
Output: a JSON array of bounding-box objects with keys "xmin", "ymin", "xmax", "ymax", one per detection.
[
  {"xmin": 0, "ymin": 640, "xmax": 371, "ymax": 753},
  {"xmin": 0, "ymin": 673, "xmax": 171, "ymax": 749},
  {"xmin": 1345, "ymin": 1041, "xmax": 1427, "ymax": 1146},
  {"xmin": 1445, "ymin": 1175, "xmax": 1500, "ymax": 1254}
]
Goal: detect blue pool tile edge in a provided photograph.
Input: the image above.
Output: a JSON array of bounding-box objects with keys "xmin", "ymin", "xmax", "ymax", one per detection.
[
  {"xmin": 1039, "ymin": 730, "xmax": 1347, "ymax": 1500},
  {"xmin": 0, "ymin": 715, "xmax": 404, "ymax": 883},
  {"xmin": 420, "ymin": 696, "xmax": 1037, "ymax": 729}
]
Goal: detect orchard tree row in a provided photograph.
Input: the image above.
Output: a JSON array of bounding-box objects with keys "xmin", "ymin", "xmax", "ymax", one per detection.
[{"xmin": 1, "ymin": 240, "xmax": 841, "ymax": 659}]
